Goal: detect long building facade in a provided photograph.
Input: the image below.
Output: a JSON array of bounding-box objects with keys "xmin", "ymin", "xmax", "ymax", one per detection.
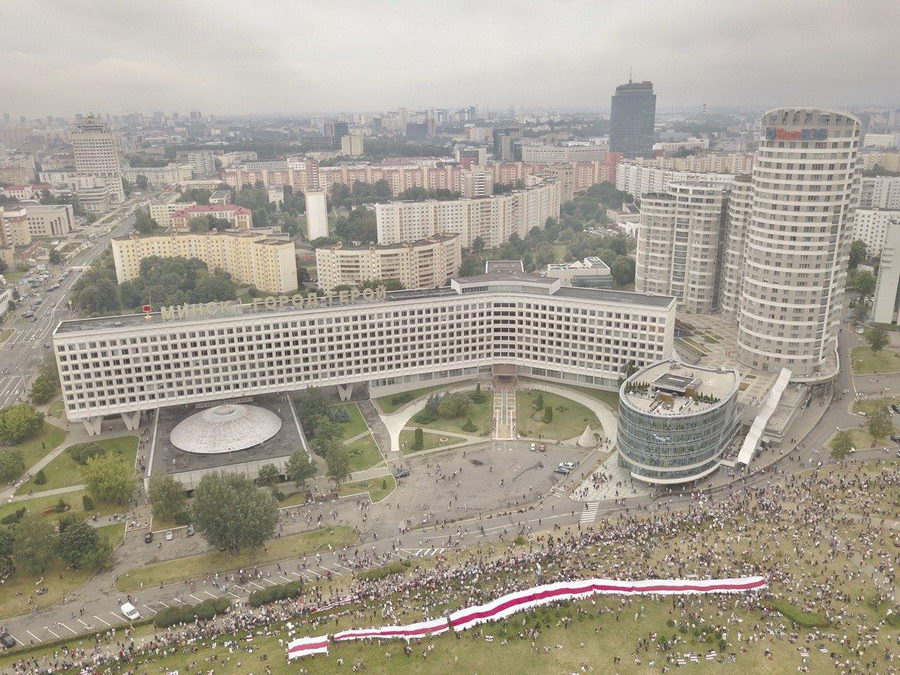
[
  {"xmin": 52, "ymin": 272, "xmax": 675, "ymax": 433},
  {"xmin": 315, "ymin": 234, "xmax": 461, "ymax": 292},
  {"xmin": 375, "ymin": 180, "xmax": 561, "ymax": 248},
  {"xmin": 111, "ymin": 229, "xmax": 298, "ymax": 294},
  {"xmin": 734, "ymin": 107, "xmax": 861, "ymax": 379}
]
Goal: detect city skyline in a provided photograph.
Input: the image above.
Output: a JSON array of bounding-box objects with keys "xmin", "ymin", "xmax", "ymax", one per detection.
[{"xmin": 1, "ymin": 0, "xmax": 898, "ymax": 116}]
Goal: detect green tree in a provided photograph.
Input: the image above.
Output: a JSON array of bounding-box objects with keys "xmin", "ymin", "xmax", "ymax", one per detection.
[
  {"xmin": 0, "ymin": 449, "xmax": 24, "ymax": 481},
  {"xmin": 56, "ymin": 516, "xmax": 102, "ymax": 569},
  {"xmin": 12, "ymin": 513, "xmax": 57, "ymax": 574},
  {"xmin": 48, "ymin": 249, "xmax": 62, "ymax": 265},
  {"xmin": 191, "ymin": 472, "xmax": 278, "ymax": 552},
  {"xmin": 82, "ymin": 453, "xmax": 135, "ymax": 504},
  {"xmin": 830, "ymin": 430, "xmax": 854, "ymax": 460},
  {"xmin": 533, "ymin": 392, "xmax": 544, "ymax": 411},
  {"xmin": 866, "ymin": 325, "xmax": 889, "ymax": 353},
  {"xmin": 868, "ymin": 409, "xmax": 894, "ymax": 445},
  {"xmin": 133, "ymin": 208, "xmax": 159, "ymax": 235},
  {"xmin": 854, "ymin": 270, "xmax": 876, "ymax": 298},
  {"xmin": 471, "ymin": 236, "xmax": 486, "ymax": 254},
  {"xmin": 611, "ymin": 256, "xmax": 636, "ymax": 286},
  {"xmin": 325, "ymin": 446, "xmax": 351, "ymax": 485},
  {"xmin": 437, "ymin": 393, "xmax": 470, "ymax": 418},
  {"xmin": 0, "ymin": 404, "xmax": 44, "ymax": 444},
  {"xmin": 284, "ymin": 450, "xmax": 317, "ymax": 487},
  {"xmin": 135, "ymin": 175, "xmax": 149, "ymax": 191},
  {"xmin": 849, "ymin": 240, "xmax": 866, "ymax": 269},
  {"xmin": 852, "ymin": 302, "xmax": 869, "ymax": 323},
  {"xmin": 147, "ymin": 475, "xmax": 187, "ymax": 522},
  {"xmin": 257, "ymin": 463, "xmax": 280, "ymax": 486},
  {"xmin": 413, "ymin": 427, "xmax": 424, "ymax": 451},
  {"xmin": 543, "ymin": 405, "xmax": 553, "ymax": 423},
  {"xmin": 29, "ymin": 375, "xmax": 56, "ymax": 405}
]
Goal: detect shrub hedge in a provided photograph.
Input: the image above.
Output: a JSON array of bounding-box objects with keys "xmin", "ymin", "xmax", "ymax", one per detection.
[
  {"xmin": 153, "ymin": 598, "xmax": 231, "ymax": 627},
  {"xmin": 248, "ymin": 580, "xmax": 303, "ymax": 608},
  {"xmin": 357, "ymin": 559, "xmax": 411, "ymax": 582}
]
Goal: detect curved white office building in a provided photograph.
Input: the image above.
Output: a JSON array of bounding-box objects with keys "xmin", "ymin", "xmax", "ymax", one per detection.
[{"xmin": 53, "ymin": 269, "xmax": 675, "ymax": 435}]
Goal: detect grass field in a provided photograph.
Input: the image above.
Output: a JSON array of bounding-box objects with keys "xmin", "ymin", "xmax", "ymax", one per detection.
[
  {"xmin": 417, "ymin": 390, "xmax": 493, "ymax": 436},
  {"xmin": 0, "ymin": 423, "xmax": 66, "ymax": 476},
  {"xmin": 338, "ymin": 475, "xmax": 396, "ymax": 503},
  {"xmin": 344, "ymin": 435, "xmax": 383, "ymax": 472},
  {"xmin": 557, "ymin": 384, "xmax": 620, "ymax": 410},
  {"xmin": 335, "ymin": 402, "xmax": 368, "ymax": 440},
  {"xmin": 115, "ymin": 526, "xmax": 357, "ymax": 592},
  {"xmin": 16, "ymin": 435, "xmax": 138, "ymax": 494},
  {"xmin": 828, "ymin": 427, "xmax": 880, "ymax": 451},
  {"xmin": 0, "ymin": 488, "xmax": 123, "ymax": 524},
  {"xmin": 851, "ymin": 346, "xmax": 900, "ymax": 374},
  {"xmin": 516, "ymin": 389, "xmax": 601, "ymax": 441},
  {"xmin": 400, "ymin": 429, "xmax": 466, "ymax": 453},
  {"xmin": 374, "ymin": 383, "xmax": 453, "ymax": 414},
  {"xmin": 853, "ymin": 396, "xmax": 900, "ymax": 416},
  {"xmin": 47, "ymin": 399, "xmax": 65, "ymax": 419},
  {"xmin": 0, "ymin": 522, "xmax": 124, "ymax": 620},
  {"xmin": 0, "ymin": 328, "xmax": 14, "ymax": 344}
]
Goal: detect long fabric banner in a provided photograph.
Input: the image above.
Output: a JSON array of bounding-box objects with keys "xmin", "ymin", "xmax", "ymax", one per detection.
[
  {"xmin": 448, "ymin": 576, "xmax": 767, "ymax": 632},
  {"xmin": 285, "ymin": 576, "xmax": 766, "ymax": 659},
  {"xmin": 286, "ymin": 635, "xmax": 329, "ymax": 659}
]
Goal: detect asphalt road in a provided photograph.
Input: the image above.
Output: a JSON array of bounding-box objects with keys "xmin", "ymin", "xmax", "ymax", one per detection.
[{"xmin": 0, "ymin": 202, "xmax": 138, "ymax": 409}]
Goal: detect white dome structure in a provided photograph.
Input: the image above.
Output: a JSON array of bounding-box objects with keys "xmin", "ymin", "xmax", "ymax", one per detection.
[
  {"xmin": 577, "ymin": 425, "xmax": 596, "ymax": 448},
  {"xmin": 170, "ymin": 404, "xmax": 282, "ymax": 455}
]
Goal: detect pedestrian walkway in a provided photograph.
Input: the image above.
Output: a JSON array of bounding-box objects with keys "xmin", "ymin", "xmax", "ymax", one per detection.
[
  {"xmin": 493, "ymin": 383, "xmax": 516, "ymax": 439},
  {"xmin": 9, "ymin": 482, "xmax": 85, "ymax": 502},
  {"xmin": 579, "ymin": 502, "xmax": 600, "ymax": 524}
]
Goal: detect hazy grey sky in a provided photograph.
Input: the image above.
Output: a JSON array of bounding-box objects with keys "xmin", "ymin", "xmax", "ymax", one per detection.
[{"xmin": 2, "ymin": 0, "xmax": 897, "ymax": 116}]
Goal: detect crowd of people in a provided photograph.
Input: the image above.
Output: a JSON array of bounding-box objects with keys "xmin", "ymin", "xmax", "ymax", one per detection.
[{"xmin": 6, "ymin": 457, "xmax": 898, "ymax": 673}]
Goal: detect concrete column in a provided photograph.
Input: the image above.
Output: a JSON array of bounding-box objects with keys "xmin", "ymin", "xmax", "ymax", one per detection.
[
  {"xmin": 121, "ymin": 411, "xmax": 141, "ymax": 431},
  {"xmin": 337, "ymin": 384, "xmax": 354, "ymax": 401},
  {"xmin": 82, "ymin": 416, "xmax": 103, "ymax": 436}
]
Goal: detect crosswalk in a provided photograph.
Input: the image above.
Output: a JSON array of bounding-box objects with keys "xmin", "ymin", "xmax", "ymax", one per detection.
[
  {"xmin": 398, "ymin": 547, "xmax": 448, "ymax": 558},
  {"xmin": 579, "ymin": 502, "xmax": 600, "ymax": 524}
]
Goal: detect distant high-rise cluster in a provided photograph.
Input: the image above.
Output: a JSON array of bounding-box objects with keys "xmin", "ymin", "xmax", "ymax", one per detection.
[{"xmin": 609, "ymin": 80, "xmax": 656, "ymax": 158}]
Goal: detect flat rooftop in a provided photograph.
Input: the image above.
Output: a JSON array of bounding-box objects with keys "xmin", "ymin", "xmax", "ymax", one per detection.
[{"xmin": 624, "ymin": 360, "xmax": 738, "ymax": 416}]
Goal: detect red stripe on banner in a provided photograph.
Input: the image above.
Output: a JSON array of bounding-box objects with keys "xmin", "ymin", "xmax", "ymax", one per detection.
[
  {"xmin": 450, "ymin": 579, "xmax": 766, "ymax": 628},
  {"xmin": 288, "ymin": 640, "xmax": 329, "ymax": 653},
  {"xmin": 335, "ymin": 623, "xmax": 446, "ymax": 640}
]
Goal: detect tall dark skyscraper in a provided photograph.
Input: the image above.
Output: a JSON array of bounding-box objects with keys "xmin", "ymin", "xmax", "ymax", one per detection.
[{"xmin": 609, "ymin": 80, "xmax": 656, "ymax": 158}]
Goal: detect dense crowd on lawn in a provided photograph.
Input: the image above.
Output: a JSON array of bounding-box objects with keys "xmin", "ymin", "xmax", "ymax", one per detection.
[{"xmin": 8, "ymin": 459, "xmax": 899, "ymax": 673}]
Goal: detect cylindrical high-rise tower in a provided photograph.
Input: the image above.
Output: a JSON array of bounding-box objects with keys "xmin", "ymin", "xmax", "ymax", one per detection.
[{"xmin": 737, "ymin": 108, "xmax": 860, "ymax": 378}]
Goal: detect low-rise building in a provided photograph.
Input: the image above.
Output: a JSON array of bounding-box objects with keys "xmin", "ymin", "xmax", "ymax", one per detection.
[
  {"xmin": 543, "ymin": 257, "xmax": 613, "ymax": 288},
  {"xmin": 148, "ymin": 194, "xmax": 195, "ymax": 228},
  {"xmin": 315, "ymin": 234, "xmax": 461, "ymax": 292},
  {"xmin": 111, "ymin": 229, "xmax": 297, "ymax": 294},
  {"xmin": 23, "ymin": 203, "xmax": 75, "ymax": 237},
  {"xmin": 122, "ymin": 164, "xmax": 193, "ymax": 188},
  {"xmin": 208, "ymin": 189, "xmax": 232, "ymax": 205},
  {"xmin": 170, "ymin": 204, "xmax": 252, "ymax": 231},
  {"xmin": 0, "ymin": 205, "xmax": 31, "ymax": 246},
  {"xmin": 519, "ymin": 144, "xmax": 607, "ymax": 163},
  {"xmin": 618, "ymin": 360, "xmax": 741, "ymax": 485}
]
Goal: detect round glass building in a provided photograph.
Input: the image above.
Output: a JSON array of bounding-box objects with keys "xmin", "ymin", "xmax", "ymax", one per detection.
[{"xmin": 618, "ymin": 360, "xmax": 740, "ymax": 485}]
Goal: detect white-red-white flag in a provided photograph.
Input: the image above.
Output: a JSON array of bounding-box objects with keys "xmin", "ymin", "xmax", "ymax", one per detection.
[{"xmin": 286, "ymin": 635, "xmax": 329, "ymax": 659}]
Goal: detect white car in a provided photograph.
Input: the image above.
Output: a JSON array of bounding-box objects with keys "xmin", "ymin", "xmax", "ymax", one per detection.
[
  {"xmin": 165, "ymin": 530, "xmax": 174, "ymax": 541},
  {"xmin": 120, "ymin": 602, "xmax": 140, "ymax": 620}
]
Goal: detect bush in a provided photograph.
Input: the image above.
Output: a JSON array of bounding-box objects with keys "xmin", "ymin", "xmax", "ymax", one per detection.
[
  {"xmin": 543, "ymin": 405, "xmax": 553, "ymax": 423},
  {"xmin": 54, "ymin": 498, "xmax": 68, "ymax": 513},
  {"xmin": 68, "ymin": 442, "xmax": 107, "ymax": 466},
  {"xmin": 174, "ymin": 511, "xmax": 191, "ymax": 525},
  {"xmin": 328, "ymin": 407, "xmax": 350, "ymax": 424},
  {"xmin": 0, "ymin": 449, "xmax": 25, "ymax": 481},
  {"xmin": 437, "ymin": 393, "xmax": 470, "ymax": 418},
  {"xmin": 469, "ymin": 383, "xmax": 488, "ymax": 404},
  {"xmin": 154, "ymin": 598, "xmax": 230, "ymax": 627},
  {"xmin": 461, "ymin": 417, "xmax": 477, "ymax": 432},
  {"xmin": 82, "ymin": 495, "xmax": 94, "ymax": 511},
  {"xmin": 390, "ymin": 392, "xmax": 413, "ymax": 406},
  {"xmin": 248, "ymin": 580, "xmax": 303, "ymax": 608},
  {"xmin": 33, "ymin": 469, "xmax": 47, "ymax": 485},
  {"xmin": 358, "ymin": 559, "xmax": 411, "ymax": 582},
  {"xmin": 271, "ymin": 488, "xmax": 285, "ymax": 501},
  {"xmin": 1, "ymin": 507, "xmax": 26, "ymax": 525},
  {"xmin": 412, "ymin": 408, "xmax": 437, "ymax": 425}
]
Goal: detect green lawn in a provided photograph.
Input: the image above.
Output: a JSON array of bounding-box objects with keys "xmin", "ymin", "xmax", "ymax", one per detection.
[
  {"xmin": 828, "ymin": 427, "xmax": 883, "ymax": 451},
  {"xmin": 374, "ymin": 383, "xmax": 454, "ymax": 414},
  {"xmin": 0, "ymin": 423, "xmax": 66, "ymax": 476},
  {"xmin": 558, "ymin": 384, "xmax": 620, "ymax": 410},
  {"xmin": 0, "ymin": 522, "xmax": 124, "ymax": 619},
  {"xmin": 853, "ymin": 396, "xmax": 900, "ymax": 416},
  {"xmin": 16, "ymin": 435, "xmax": 138, "ymax": 495},
  {"xmin": 516, "ymin": 389, "xmax": 601, "ymax": 441},
  {"xmin": 0, "ymin": 328, "xmax": 13, "ymax": 344},
  {"xmin": 0, "ymin": 488, "xmax": 123, "ymax": 524},
  {"xmin": 116, "ymin": 526, "xmax": 357, "ymax": 592},
  {"xmin": 416, "ymin": 390, "xmax": 493, "ymax": 436},
  {"xmin": 338, "ymin": 475, "xmax": 395, "ymax": 503},
  {"xmin": 47, "ymin": 399, "xmax": 65, "ymax": 419},
  {"xmin": 335, "ymin": 402, "xmax": 368, "ymax": 440},
  {"xmin": 344, "ymin": 435, "xmax": 383, "ymax": 471},
  {"xmin": 277, "ymin": 490, "xmax": 309, "ymax": 508},
  {"xmin": 400, "ymin": 429, "xmax": 466, "ymax": 453},
  {"xmin": 851, "ymin": 346, "xmax": 900, "ymax": 374}
]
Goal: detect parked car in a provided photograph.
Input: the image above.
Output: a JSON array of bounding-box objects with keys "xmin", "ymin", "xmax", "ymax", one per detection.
[
  {"xmin": 165, "ymin": 530, "xmax": 174, "ymax": 541},
  {"xmin": 539, "ymin": 443, "xmax": 547, "ymax": 452},
  {"xmin": 0, "ymin": 631, "xmax": 16, "ymax": 649},
  {"xmin": 554, "ymin": 463, "xmax": 570, "ymax": 475},
  {"xmin": 394, "ymin": 468, "xmax": 410, "ymax": 479},
  {"xmin": 890, "ymin": 434, "xmax": 900, "ymax": 443},
  {"xmin": 891, "ymin": 404, "xmax": 900, "ymax": 414},
  {"xmin": 530, "ymin": 442, "xmax": 536, "ymax": 451},
  {"xmin": 144, "ymin": 531, "xmax": 153, "ymax": 544},
  {"xmin": 186, "ymin": 524, "xmax": 195, "ymax": 537},
  {"xmin": 120, "ymin": 602, "xmax": 140, "ymax": 621}
]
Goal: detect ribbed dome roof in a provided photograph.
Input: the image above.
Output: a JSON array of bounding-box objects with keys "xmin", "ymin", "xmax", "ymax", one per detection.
[{"xmin": 170, "ymin": 404, "xmax": 282, "ymax": 454}]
